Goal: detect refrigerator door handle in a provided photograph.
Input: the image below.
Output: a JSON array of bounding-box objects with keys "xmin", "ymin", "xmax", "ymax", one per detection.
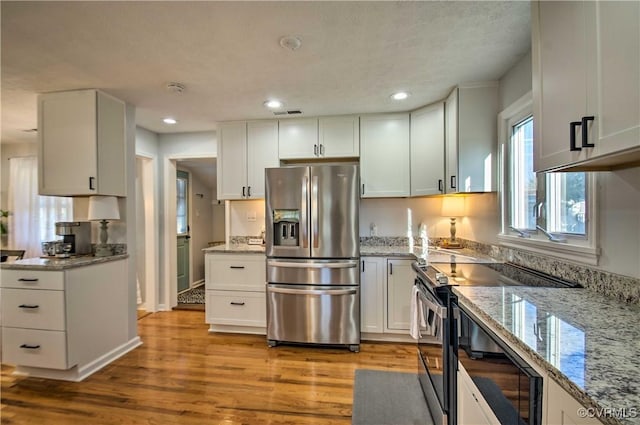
[
  {"xmin": 301, "ymin": 176, "xmax": 309, "ymax": 248},
  {"xmin": 269, "ymin": 286, "xmax": 358, "ymax": 296},
  {"xmin": 311, "ymin": 175, "xmax": 319, "ymax": 249},
  {"xmin": 268, "ymin": 259, "xmax": 358, "ymax": 269}
]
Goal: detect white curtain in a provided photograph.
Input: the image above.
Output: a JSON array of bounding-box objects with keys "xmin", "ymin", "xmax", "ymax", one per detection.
[{"xmin": 8, "ymin": 157, "xmax": 73, "ymax": 258}]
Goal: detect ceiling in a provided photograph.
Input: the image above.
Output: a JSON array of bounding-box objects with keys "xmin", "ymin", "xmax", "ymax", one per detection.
[{"xmin": 1, "ymin": 1, "xmax": 531, "ymax": 144}]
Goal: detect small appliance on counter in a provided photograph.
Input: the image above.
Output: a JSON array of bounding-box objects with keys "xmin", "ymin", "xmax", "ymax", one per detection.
[{"xmin": 55, "ymin": 221, "xmax": 92, "ymax": 255}]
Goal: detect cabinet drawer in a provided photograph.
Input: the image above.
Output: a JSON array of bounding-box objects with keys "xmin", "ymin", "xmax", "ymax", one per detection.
[
  {"xmin": 2, "ymin": 328, "xmax": 69, "ymax": 369},
  {"xmin": 206, "ymin": 290, "xmax": 266, "ymax": 327},
  {"xmin": 0, "ymin": 270, "xmax": 64, "ymax": 290},
  {"xmin": 1, "ymin": 289, "xmax": 66, "ymax": 331},
  {"xmin": 206, "ymin": 255, "xmax": 265, "ymax": 291}
]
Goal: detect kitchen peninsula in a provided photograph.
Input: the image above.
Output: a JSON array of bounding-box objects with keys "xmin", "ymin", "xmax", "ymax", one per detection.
[{"xmin": 1, "ymin": 255, "xmax": 141, "ymax": 381}]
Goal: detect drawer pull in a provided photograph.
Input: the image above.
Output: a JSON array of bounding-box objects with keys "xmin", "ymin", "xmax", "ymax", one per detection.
[
  {"xmin": 20, "ymin": 344, "xmax": 41, "ymax": 350},
  {"xmin": 230, "ymin": 301, "xmax": 245, "ymax": 306},
  {"xmin": 18, "ymin": 304, "xmax": 40, "ymax": 309},
  {"xmin": 229, "ymin": 266, "xmax": 245, "ymax": 269},
  {"xmin": 18, "ymin": 278, "xmax": 39, "ymax": 282}
]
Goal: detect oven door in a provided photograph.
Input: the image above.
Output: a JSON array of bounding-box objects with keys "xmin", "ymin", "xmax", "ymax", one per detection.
[{"xmin": 416, "ymin": 281, "xmax": 449, "ymax": 425}]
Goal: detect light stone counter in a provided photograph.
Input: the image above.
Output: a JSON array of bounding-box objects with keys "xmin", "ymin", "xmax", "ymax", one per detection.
[
  {"xmin": 454, "ymin": 286, "xmax": 640, "ymax": 425},
  {"xmin": 0, "ymin": 254, "xmax": 129, "ymax": 271},
  {"xmin": 203, "ymin": 244, "xmax": 265, "ymax": 254}
]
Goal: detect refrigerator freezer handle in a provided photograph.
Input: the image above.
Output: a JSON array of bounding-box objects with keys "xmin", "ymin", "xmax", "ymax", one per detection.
[
  {"xmin": 312, "ymin": 175, "xmax": 319, "ymax": 249},
  {"xmin": 269, "ymin": 286, "xmax": 358, "ymax": 296},
  {"xmin": 301, "ymin": 176, "xmax": 308, "ymax": 248}
]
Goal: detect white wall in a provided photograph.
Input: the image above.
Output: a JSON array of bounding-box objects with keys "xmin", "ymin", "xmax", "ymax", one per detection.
[
  {"xmin": 498, "ymin": 51, "xmax": 532, "ymax": 112},
  {"xmin": 229, "ymin": 199, "xmax": 265, "ymax": 237}
]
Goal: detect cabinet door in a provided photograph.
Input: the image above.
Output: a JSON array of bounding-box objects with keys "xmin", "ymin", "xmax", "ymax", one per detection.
[
  {"xmin": 318, "ymin": 116, "xmax": 360, "ymax": 158},
  {"xmin": 96, "ymin": 91, "xmax": 126, "ymax": 196},
  {"xmin": 457, "ymin": 366, "xmax": 500, "ymax": 425},
  {"xmin": 247, "ymin": 121, "xmax": 279, "ymax": 199},
  {"xmin": 591, "ymin": 1, "xmax": 640, "ymax": 158},
  {"xmin": 532, "ymin": 1, "xmax": 590, "ymax": 172},
  {"xmin": 444, "ymin": 88, "xmax": 459, "ymax": 193},
  {"xmin": 411, "ymin": 103, "xmax": 445, "ymax": 196},
  {"xmin": 278, "ymin": 118, "xmax": 319, "ymax": 159},
  {"xmin": 545, "ymin": 378, "xmax": 602, "ymax": 425},
  {"xmin": 360, "ymin": 257, "xmax": 384, "ymax": 333},
  {"xmin": 205, "ymin": 254, "xmax": 265, "ymax": 291},
  {"xmin": 39, "ymin": 90, "xmax": 98, "ymax": 196},
  {"xmin": 385, "ymin": 259, "xmax": 415, "ymax": 332},
  {"xmin": 217, "ymin": 122, "xmax": 247, "ymax": 200},
  {"xmin": 360, "ymin": 114, "xmax": 410, "ymax": 198}
]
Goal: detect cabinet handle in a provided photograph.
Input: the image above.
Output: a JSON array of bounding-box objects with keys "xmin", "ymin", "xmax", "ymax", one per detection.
[
  {"xmin": 362, "ymin": 260, "xmax": 365, "ymax": 273},
  {"xmin": 570, "ymin": 121, "xmax": 582, "ymax": 151},
  {"xmin": 581, "ymin": 116, "xmax": 595, "ymax": 148},
  {"xmin": 230, "ymin": 302, "xmax": 245, "ymax": 306},
  {"xmin": 361, "ymin": 184, "xmax": 365, "ymax": 196},
  {"xmin": 242, "ymin": 186, "xmax": 246, "ymax": 197},
  {"xmin": 229, "ymin": 266, "xmax": 245, "ymax": 269},
  {"xmin": 18, "ymin": 278, "xmax": 38, "ymax": 282},
  {"xmin": 18, "ymin": 304, "xmax": 39, "ymax": 309},
  {"xmin": 389, "ymin": 263, "xmax": 393, "ymax": 275},
  {"xmin": 247, "ymin": 186, "xmax": 251, "ymax": 197},
  {"xmin": 314, "ymin": 144, "xmax": 318, "ymax": 156},
  {"xmin": 89, "ymin": 177, "xmax": 96, "ymax": 190},
  {"xmin": 320, "ymin": 144, "xmax": 325, "ymax": 156},
  {"xmin": 450, "ymin": 176, "xmax": 457, "ymax": 189},
  {"xmin": 20, "ymin": 344, "xmax": 41, "ymax": 350},
  {"xmin": 438, "ymin": 179, "xmax": 444, "ymax": 192}
]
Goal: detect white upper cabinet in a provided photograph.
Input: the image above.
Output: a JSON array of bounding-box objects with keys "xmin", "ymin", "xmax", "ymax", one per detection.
[
  {"xmin": 217, "ymin": 120, "xmax": 278, "ymax": 200},
  {"xmin": 38, "ymin": 89, "xmax": 125, "ymax": 196},
  {"xmin": 318, "ymin": 116, "xmax": 360, "ymax": 158},
  {"xmin": 411, "ymin": 102, "xmax": 445, "ymax": 196},
  {"xmin": 444, "ymin": 84, "xmax": 498, "ymax": 193},
  {"xmin": 278, "ymin": 118, "xmax": 319, "ymax": 159},
  {"xmin": 533, "ymin": 0, "xmax": 640, "ymax": 172},
  {"xmin": 360, "ymin": 113, "xmax": 410, "ymax": 198}
]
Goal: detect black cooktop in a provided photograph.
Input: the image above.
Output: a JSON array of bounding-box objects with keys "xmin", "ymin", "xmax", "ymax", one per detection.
[{"xmin": 424, "ymin": 262, "xmax": 581, "ymax": 288}]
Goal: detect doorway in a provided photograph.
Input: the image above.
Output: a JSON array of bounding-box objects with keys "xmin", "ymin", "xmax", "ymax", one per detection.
[
  {"xmin": 135, "ymin": 154, "xmax": 158, "ymax": 313},
  {"xmin": 176, "ymin": 170, "xmax": 190, "ymax": 293}
]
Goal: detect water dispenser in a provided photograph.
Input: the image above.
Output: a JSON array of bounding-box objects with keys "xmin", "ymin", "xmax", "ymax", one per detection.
[{"xmin": 273, "ymin": 209, "xmax": 299, "ymax": 247}]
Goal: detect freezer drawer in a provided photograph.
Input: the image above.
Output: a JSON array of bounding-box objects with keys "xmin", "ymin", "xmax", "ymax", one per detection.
[
  {"xmin": 267, "ymin": 258, "xmax": 359, "ymax": 285},
  {"xmin": 266, "ymin": 284, "xmax": 360, "ymax": 347}
]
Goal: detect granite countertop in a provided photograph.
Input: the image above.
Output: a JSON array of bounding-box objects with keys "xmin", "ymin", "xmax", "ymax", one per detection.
[
  {"xmin": 203, "ymin": 244, "xmax": 266, "ymax": 254},
  {"xmin": 0, "ymin": 254, "xmax": 129, "ymax": 271},
  {"xmin": 453, "ymin": 286, "xmax": 640, "ymax": 425}
]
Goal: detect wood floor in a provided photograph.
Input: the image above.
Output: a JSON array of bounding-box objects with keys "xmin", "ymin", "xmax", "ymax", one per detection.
[{"xmin": 1, "ymin": 310, "xmax": 418, "ymax": 425}]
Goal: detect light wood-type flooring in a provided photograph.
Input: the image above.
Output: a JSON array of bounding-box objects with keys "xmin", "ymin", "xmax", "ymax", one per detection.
[{"xmin": 1, "ymin": 310, "xmax": 417, "ymax": 425}]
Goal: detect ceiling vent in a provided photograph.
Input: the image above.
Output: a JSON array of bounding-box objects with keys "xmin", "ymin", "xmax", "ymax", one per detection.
[{"xmin": 274, "ymin": 110, "xmax": 302, "ymax": 116}]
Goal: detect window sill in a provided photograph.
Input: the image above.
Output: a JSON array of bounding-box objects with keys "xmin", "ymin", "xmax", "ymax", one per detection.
[{"xmin": 497, "ymin": 234, "xmax": 600, "ymax": 266}]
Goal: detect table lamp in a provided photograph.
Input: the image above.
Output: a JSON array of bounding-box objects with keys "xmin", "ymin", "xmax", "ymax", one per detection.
[
  {"xmin": 88, "ymin": 196, "xmax": 120, "ymax": 257},
  {"xmin": 441, "ymin": 196, "xmax": 465, "ymax": 249}
]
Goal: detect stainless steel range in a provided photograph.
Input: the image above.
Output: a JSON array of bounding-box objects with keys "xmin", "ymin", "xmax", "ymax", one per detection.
[
  {"xmin": 413, "ymin": 260, "xmax": 581, "ymax": 425},
  {"xmin": 265, "ymin": 164, "xmax": 360, "ymax": 352}
]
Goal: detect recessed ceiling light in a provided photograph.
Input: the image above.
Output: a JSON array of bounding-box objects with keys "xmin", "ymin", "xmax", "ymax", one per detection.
[
  {"xmin": 166, "ymin": 82, "xmax": 185, "ymax": 94},
  {"xmin": 163, "ymin": 117, "xmax": 178, "ymax": 125},
  {"xmin": 391, "ymin": 92, "xmax": 410, "ymax": 100},
  {"xmin": 279, "ymin": 36, "xmax": 302, "ymax": 51},
  {"xmin": 264, "ymin": 100, "xmax": 283, "ymax": 109}
]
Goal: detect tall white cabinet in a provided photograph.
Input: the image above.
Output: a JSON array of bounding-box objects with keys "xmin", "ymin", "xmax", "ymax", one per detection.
[
  {"xmin": 533, "ymin": 0, "xmax": 640, "ymax": 172},
  {"xmin": 217, "ymin": 120, "xmax": 279, "ymax": 200},
  {"xmin": 360, "ymin": 113, "xmax": 410, "ymax": 198},
  {"xmin": 38, "ymin": 89, "xmax": 126, "ymax": 196}
]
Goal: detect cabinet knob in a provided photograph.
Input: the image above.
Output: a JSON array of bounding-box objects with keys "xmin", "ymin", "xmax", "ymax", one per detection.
[{"xmin": 314, "ymin": 144, "xmax": 318, "ymax": 156}]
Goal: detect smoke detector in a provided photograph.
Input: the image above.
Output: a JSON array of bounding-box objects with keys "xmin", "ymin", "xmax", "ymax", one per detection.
[
  {"xmin": 166, "ymin": 82, "xmax": 185, "ymax": 94},
  {"xmin": 279, "ymin": 36, "xmax": 302, "ymax": 51}
]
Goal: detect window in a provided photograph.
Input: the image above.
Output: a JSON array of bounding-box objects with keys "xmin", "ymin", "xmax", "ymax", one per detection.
[
  {"xmin": 176, "ymin": 170, "xmax": 189, "ymax": 235},
  {"xmin": 499, "ymin": 93, "xmax": 597, "ymax": 264}
]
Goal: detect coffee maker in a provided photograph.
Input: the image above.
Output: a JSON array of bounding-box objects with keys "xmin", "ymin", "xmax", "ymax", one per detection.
[{"xmin": 55, "ymin": 222, "xmax": 92, "ymax": 255}]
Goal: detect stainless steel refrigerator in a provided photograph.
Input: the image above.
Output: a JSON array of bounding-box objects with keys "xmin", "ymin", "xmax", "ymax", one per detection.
[{"xmin": 265, "ymin": 164, "xmax": 360, "ymax": 351}]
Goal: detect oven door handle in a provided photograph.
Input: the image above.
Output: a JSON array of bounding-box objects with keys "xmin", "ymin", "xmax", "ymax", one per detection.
[
  {"xmin": 269, "ymin": 287, "xmax": 357, "ymax": 296},
  {"xmin": 417, "ymin": 290, "xmax": 447, "ymax": 319}
]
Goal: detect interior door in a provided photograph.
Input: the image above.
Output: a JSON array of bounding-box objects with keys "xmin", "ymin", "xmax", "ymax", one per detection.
[{"xmin": 177, "ymin": 170, "xmax": 190, "ymax": 292}]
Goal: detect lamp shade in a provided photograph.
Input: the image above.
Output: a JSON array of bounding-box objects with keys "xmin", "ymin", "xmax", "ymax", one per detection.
[
  {"xmin": 87, "ymin": 196, "xmax": 120, "ymax": 221},
  {"xmin": 441, "ymin": 196, "xmax": 465, "ymax": 217}
]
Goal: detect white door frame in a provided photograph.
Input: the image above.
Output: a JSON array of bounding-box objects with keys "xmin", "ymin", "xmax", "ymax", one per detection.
[
  {"xmin": 136, "ymin": 153, "xmax": 159, "ymax": 312},
  {"xmin": 163, "ymin": 153, "xmax": 216, "ymax": 310}
]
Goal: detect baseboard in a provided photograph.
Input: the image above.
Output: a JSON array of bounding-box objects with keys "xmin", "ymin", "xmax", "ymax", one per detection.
[
  {"xmin": 208, "ymin": 324, "xmax": 266, "ymax": 335},
  {"xmin": 13, "ymin": 336, "xmax": 143, "ymax": 382},
  {"xmin": 361, "ymin": 332, "xmax": 416, "ymax": 343},
  {"xmin": 191, "ymin": 279, "xmax": 205, "ymax": 288}
]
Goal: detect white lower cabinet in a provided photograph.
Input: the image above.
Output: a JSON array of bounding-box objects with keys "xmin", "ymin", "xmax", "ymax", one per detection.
[
  {"xmin": 205, "ymin": 253, "xmax": 266, "ymax": 334},
  {"xmin": 360, "ymin": 256, "xmax": 415, "ymax": 340},
  {"xmin": 0, "ymin": 260, "xmax": 136, "ymax": 381},
  {"xmin": 546, "ymin": 379, "xmax": 604, "ymax": 425},
  {"xmin": 457, "ymin": 362, "xmax": 500, "ymax": 425}
]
